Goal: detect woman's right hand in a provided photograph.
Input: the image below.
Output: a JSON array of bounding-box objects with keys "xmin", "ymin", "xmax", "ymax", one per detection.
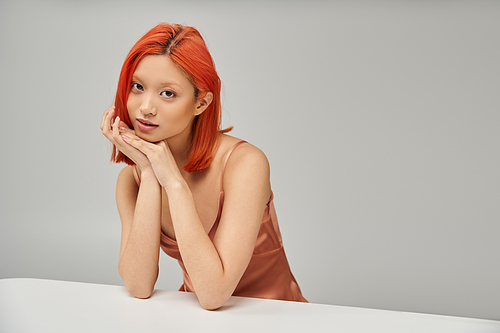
[{"xmin": 100, "ymin": 106, "xmax": 152, "ymax": 172}]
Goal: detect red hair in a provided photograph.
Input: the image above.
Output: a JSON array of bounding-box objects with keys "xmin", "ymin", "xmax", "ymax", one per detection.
[{"xmin": 111, "ymin": 23, "xmax": 230, "ymax": 172}]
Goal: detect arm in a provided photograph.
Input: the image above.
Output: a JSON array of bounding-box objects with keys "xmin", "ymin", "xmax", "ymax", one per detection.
[
  {"xmin": 101, "ymin": 106, "xmax": 161, "ymax": 298},
  {"xmin": 116, "ymin": 166, "xmax": 161, "ymax": 298},
  {"xmin": 170, "ymin": 145, "xmax": 271, "ymax": 310},
  {"xmin": 122, "ymin": 135, "xmax": 271, "ymax": 309}
]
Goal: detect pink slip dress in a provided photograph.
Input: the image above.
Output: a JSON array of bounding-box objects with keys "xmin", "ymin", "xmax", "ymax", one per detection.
[{"xmin": 132, "ymin": 140, "xmax": 307, "ymax": 302}]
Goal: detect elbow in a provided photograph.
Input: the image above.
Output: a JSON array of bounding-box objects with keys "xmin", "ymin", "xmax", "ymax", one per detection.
[
  {"xmin": 198, "ymin": 292, "xmax": 231, "ymax": 311},
  {"xmin": 119, "ymin": 263, "xmax": 158, "ymax": 299},
  {"xmin": 120, "ymin": 269, "xmax": 154, "ymax": 299},
  {"xmin": 200, "ymin": 300, "xmax": 224, "ymax": 311},
  {"xmin": 125, "ymin": 283, "xmax": 154, "ymax": 299}
]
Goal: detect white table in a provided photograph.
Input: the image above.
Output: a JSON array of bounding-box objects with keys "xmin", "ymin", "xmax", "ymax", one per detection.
[{"xmin": 0, "ymin": 278, "xmax": 498, "ymax": 332}]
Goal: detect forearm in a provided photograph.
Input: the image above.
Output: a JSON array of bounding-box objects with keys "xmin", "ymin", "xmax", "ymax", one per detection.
[
  {"xmin": 167, "ymin": 181, "xmax": 231, "ymax": 309},
  {"xmin": 119, "ymin": 170, "xmax": 162, "ymax": 298}
]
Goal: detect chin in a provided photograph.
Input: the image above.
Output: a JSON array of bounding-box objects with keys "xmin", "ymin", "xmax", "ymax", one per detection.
[{"xmin": 135, "ymin": 132, "xmax": 159, "ymax": 143}]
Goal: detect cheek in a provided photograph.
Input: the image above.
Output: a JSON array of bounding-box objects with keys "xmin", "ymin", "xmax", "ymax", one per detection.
[
  {"xmin": 126, "ymin": 96, "xmax": 137, "ymax": 117},
  {"xmin": 166, "ymin": 101, "xmax": 196, "ymax": 122}
]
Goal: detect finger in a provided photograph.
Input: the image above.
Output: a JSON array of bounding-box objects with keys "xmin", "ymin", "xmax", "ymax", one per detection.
[
  {"xmin": 156, "ymin": 140, "xmax": 168, "ymax": 149},
  {"xmin": 121, "ymin": 133, "xmax": 141, "ymax": 149},
  {"xmin": 111, "ymin": 116, "xmax": 133, "ymax": 152},
  {"xmin": 112, "ymin": 116, "xmax": 121, "ymax": 140},
  {"xmin": 118, "ymin": 120, "xmax": 131, "ymax": 130},
  {"xmin": 155, "ymin": 140, "xmax": 171, "ymax": 154},
  {"xmin": 118, "ymin": 127, "xmax": 139, "ymax": 139},
  {"xmin": 100, "ymin": 106, "xmax": 116, "ymax": 140},
  {"xmin": 118, "ymin": 121, "xmax": 135, "ymax": 135},
  {"xmin": 121, "ymin": 133, "xmax": 155, "ymax": 157},
  {"xmin": 100, "ymin": 106, "xmax": 114, "ymax": 131},
  {"xmin": 114, "ymin": 117, "xmax": 139, "ymax": 151},
  {"xmin": 100, "ymin": 106, "xmax": 112, "ymax": 129}
]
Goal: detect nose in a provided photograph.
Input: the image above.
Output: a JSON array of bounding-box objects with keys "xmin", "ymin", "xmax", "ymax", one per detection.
[{"xmin": 139, "ymin": 95, "xmax": 157, "ymax": 116}]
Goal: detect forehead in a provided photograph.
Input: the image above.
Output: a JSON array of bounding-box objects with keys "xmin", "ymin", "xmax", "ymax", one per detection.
[{"xmin": 133, "ymin": 54, "xmax": 193, "ymax": 89}]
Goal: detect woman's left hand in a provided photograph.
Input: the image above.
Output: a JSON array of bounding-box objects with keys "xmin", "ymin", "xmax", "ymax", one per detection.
[{"xmin": 121, "ymin": 133, "xmax": 185, "ymax": 191}]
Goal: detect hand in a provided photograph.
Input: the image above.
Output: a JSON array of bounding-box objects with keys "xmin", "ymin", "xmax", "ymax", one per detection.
[
  {"xmin": 100, "ymin": 106, "xmax": 151, "ymax": 171},
  {"xmin": 120, "ymin": 134, "xmax": 185, "ymax": 191}
]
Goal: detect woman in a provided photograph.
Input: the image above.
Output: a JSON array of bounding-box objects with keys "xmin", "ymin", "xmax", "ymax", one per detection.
[{"xmin": 101, "ymin": 23, "xmax": 306, "ymax": 310}]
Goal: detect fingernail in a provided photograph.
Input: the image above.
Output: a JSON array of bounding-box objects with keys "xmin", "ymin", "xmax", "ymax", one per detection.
[{"xmin": 122, "ymin": 135, "xmax": 129, "ymax": 141}]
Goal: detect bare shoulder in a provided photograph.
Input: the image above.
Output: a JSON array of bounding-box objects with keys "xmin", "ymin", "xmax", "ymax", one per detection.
[
  {"xmin": 219, "ymin": 135, "xmax": 271, "ymax": 194},
  {"xmin": 116, "ymin": 165, "xmax": 139, "ymax": 201},
  {"xmin": 220, "ymin": 135, "xmax": 269, "ymax": 173},
  {"xmin": 117, "ymin": 165, "xmax": 136, "ymax": 187}
]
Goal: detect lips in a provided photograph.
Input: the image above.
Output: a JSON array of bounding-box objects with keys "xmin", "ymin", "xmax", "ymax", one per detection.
[{"xmin": 136, "ymin": 118, "xmax": 159, "ymax": 132}]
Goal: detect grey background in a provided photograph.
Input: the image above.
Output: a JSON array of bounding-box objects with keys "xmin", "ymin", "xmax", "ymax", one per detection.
[{"xmin": 1, "ymin": 0, "xmax": 499, "ymax": 321}]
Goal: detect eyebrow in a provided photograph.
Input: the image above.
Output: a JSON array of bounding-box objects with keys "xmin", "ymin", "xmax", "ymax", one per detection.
[
  {"xmin": 132, "ymin": 75, "xmax": 183, "ymax": 89},
  {"xmin": 160, "ymin": 81, "xmax": 183, "ymax": 89}
]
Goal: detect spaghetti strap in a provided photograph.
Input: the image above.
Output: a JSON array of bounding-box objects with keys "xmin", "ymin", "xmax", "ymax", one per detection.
[
  {"xmin": 132, "ymin": 142, "xmax": 247, "ymax": 189},
  {"xmin": 220, "ymin": 140, "xmax": 247, "ymax": 191}
]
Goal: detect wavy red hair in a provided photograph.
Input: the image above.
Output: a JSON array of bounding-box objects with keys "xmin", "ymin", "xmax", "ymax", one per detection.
[{"xmin": 111, "ymin": 23, "xmax": 230, "ymax": 172}]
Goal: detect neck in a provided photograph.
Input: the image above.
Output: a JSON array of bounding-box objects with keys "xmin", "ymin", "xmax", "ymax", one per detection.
[{"xmin": 165, "ymin": 132, "xmax": 192, "ymax": 173}]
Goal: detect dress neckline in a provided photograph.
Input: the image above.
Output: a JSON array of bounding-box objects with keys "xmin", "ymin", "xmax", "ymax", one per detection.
[{"xmin": 159, "ymin": 140, "xmax": 247, "ymax": 243}]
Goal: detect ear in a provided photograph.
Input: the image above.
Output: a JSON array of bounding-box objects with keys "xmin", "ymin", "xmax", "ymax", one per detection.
[{"xmin": 194, "ymin": 92, "xmax": 213, "ymax": 116}]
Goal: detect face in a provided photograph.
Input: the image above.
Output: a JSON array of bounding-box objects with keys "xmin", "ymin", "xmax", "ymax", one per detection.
[{"xmin": 126, "ymin": 54, "xmax": 210, "ymax": 144}]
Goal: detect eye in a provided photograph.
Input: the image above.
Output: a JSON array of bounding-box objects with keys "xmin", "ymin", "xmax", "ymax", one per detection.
[
  {"xmin": 130, "ymin": 82, "xmax": 143, "ymax": 91},
  {"xmin": 161, "ymin": 90, "xmax": 176, "ymax": 98}
]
